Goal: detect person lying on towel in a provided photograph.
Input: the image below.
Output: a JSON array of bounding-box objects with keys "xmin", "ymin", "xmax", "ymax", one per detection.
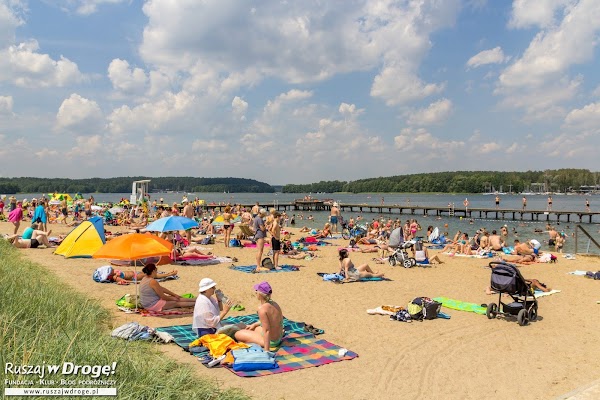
[
  {"xmin": 338, "ymin": 249, "xmax": 385, "ymax": 283},
  {"xmin": 108, "ymin": 268, "xmax": 177, "ymax": 284}
]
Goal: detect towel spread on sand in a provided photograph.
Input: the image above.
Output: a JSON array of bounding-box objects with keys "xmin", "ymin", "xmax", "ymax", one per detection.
[
  {"xmin": 140, "ymin": 308, "xmax": 194, "ymax": 317},
  {"xmin": 433, "ymin": 297, "xmax": 486, "ymax": 315},
  {"xmin": 533, "ymin": 289, "xmax": 561, "ymax": 298},
  {"xmin": 229, "ymin": 265, "xmax": 300, "ymax": 273},
  {"xmin": 317, "ymin": 272, "xmax": 390, "ymax": 282},
  {"xmin": 176, "ymin": 257, "xmax": 233, "ymax": 266},
  {"xmin": 568, "ymin": 270, "xmax": 588, "ymax": 276}
]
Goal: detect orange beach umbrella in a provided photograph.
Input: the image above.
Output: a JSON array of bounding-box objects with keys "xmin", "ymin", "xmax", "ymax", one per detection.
[
  {"xmin": 92, "ymin": 233, "xmax": 173, "ymax": 260},
  {"xmin": 92, "ymin": 233, "xmax": 174, "ymax": 312}
]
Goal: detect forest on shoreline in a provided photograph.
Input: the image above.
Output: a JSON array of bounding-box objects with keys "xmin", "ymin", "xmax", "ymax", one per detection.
[
  {"xmin": 1, "ymin": 169, "xmax": 598, "ymax": 194},
  {"xmin": 0, "ymin": 177, "xmax": 275, "ymax": 194},
  {"xmin": 282, "ymin": 169, "xmax": 599, "ymax": 194}
]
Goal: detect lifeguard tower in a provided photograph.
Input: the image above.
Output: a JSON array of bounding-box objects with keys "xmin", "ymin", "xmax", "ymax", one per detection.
[{"xmin": 131, "ymin": 180, "xmax": 151, "ymax": 205}]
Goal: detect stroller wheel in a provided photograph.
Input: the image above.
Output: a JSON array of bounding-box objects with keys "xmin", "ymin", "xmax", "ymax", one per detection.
[
  {"xmin": 402, "ymin": 259, "xmax": 412, "ymax": 268},
  {"xmin": 528, "ymin": 304, "xmax": 538, "ymax": 321},
  {"xmin": 486, "ymin": 303, "xmax": 498, "ymax": 319},
  {"xmin": 517, "ymin": 309, "xmax": 528, "ymax": 326},
  {"xmin": 388, "ymin": 255, "xmax": 397, "ymax": 266},
  {"xmin": 410, "ymin": 258, "xmax": 417, "ymax": 267}
]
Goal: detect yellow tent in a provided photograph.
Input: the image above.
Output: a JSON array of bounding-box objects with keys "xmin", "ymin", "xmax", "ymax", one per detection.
[{"xmin": 54, "ymin": 217, "xmax": 106, "ymax": 258}]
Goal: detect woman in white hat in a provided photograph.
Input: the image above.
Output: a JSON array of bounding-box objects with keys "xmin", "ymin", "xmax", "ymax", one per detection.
[{"xmin": 192, "ymin": 278, "xmax": 234, "ymax": 337}]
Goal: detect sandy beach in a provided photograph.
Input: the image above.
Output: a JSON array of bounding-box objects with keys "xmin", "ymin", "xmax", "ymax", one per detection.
[{"xmin": 3, "ymin": 221, "xmax": 600, "ymax": 400}]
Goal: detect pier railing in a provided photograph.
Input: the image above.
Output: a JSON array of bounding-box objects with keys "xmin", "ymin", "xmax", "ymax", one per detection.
[{"xmin": 575, "ymin": 225, "xmax": 600, "ymax": 255}]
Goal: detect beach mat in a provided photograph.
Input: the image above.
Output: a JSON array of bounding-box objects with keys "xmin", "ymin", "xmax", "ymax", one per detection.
[
  {"xmin": 433, "ymin": 297, "xmax": 486, "ymax": 315},
  {"xmin": 229, "ymin": 265, "xmax": 300, "ymax": 273},
  {"xmin": 568, "ymin": 270, "xmax": 588, "ymax": 276},
  {"xmin": 533, "ymin": 289, "xmax": 561, "ymax": 298},
  {"xmin": 155, "ymin": 315, "xmax": 310, "ymax": 351},
  {"xmin": 176, "ymin": 257, "xmax": 233, "ymax": 266},
  {"xmin": 140, "ymin": 308, "xmax": 194, "ymax": 317},
  {"xmin": 317, "ymin": 272, "xmax": 390, "ymax": 282},
  {"xmin": 227, "ymin": 333, "xmax": 358, "ymax": 378}
]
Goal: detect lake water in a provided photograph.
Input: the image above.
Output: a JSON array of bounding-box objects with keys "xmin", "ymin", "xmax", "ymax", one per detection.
[{"xmin": 15, "ymin": 192, "xmax": 600, "ymax": 255}]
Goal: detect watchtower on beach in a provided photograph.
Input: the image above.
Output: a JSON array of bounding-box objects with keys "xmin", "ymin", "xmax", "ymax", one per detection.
[{"xmin": 131, "ymin": 180, "xmax": 151, "ymax": 204}]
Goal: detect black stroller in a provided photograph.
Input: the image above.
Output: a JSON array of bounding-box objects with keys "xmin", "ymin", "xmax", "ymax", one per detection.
[{"xmin": 486, "ymin": 261, "xmax": 538, "ymax": 326}]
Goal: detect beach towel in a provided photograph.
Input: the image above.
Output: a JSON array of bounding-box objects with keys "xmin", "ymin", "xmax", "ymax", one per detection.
[
  {"xmin": 316, "ymin": 272, "xmax": 390, "ymax": 283},
  {"xmin": 155, "ymin": 315, "xmax": 309, "ymax": 351},
  {"xmin": 226, "ymin": 333, "xmax": 358, "ymax": 378},
  {"xmin": 432, "ymin": 297, "xmax": 486, "ymax": 315},
  {"xmin": 176, "ymin": 257, "xmax": 233, "ymax": 266},
  {"xmin": 533, "ymin": 289, "xmax": 561, "ymax": 298},
  {"xmin": 568, "ymin": 270, "xmax": 588, "ymax": 276},
  {"xmin": 140, "ymin": 308, "xmax": 194, "ymax": 317},
  {"xmin": 229, "ymin": 265, "xmax": 300, "ymax": 273}
]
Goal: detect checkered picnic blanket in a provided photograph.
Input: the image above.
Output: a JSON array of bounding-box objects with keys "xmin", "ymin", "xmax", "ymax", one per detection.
[
  {"xmin": 229, "ymin": 265, "xmax": 300, "ymax": 273},
  {"xmin": 228, "ymin": 333, "xmax": 358, "ymax": 377},
  {"xmin": 154, "ymin": 315, "xmax": 310, "ymax": 350}
]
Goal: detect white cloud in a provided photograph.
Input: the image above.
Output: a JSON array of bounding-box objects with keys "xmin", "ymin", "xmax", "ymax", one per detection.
[
  {"xmin": 563, "ymin": 102, "xmax": 600, "ymax": 130},
  {"xmin": 0, "ymin": 95, "xmax": 13, "ymax": 114},
  {"xmin": 500, "ymin": 0, "xmax": 600, "ymax": 89},
  {"xmin": 108, "ymin": 59, "xmax": 149, "ymax": 94},
  {"xmin": 407, "ymin": 98, "xmax": 453, "ymax": 126},
  {"xmin": 0, "ymin": 40, "xmax": 84, "ymax": 88},
  {"xmin": 508, "ymin": 0, "xmax": 574, "ymax": 29},
  {"xmin": 231, "ymin": 96, "xmax": 248, "ymax": 121},
  {"xmin": 394, "ymin": 127, "xmax": 465, "ymax": 153},
  {"xmin": 53, "ymin": 0, "xmax": 127, "ymax": 16},
  {"xmin": 466, "ymin": 47, "xmax": 509, "ymax": 68},
  {"xmin": 0, "ymin": 0, "xmax": 24, "ymax": 48},
  {"xmin": 139, "ymin": 0, "xmax": 460, "ymax": 107},
  {"xmin": 107, "ymin": 91, "xmax": 196, "ymax": 135},
  {"xmin": 55, "ymin": 94, "xmax": 103, "ymax": 132}
]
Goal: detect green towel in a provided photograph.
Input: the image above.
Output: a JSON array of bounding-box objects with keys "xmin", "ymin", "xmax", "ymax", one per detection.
[{"xmin": 433, "ymin": 297, "xmax": 486, "ymax": 315}]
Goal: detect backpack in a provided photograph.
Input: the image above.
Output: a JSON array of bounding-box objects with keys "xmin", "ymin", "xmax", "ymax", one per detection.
[
  {"xmin": 261, "ymin": 257, "xmax": 274, "ymax": 270},
  {"xmin": 408, "ymin": 297, "xmax": 441, "ymax": 321},
  {"xmin": 229, "ymin": 238, "xmax": 242, "ymax": 247},
  {"xmin": 200, "ymin": 236, "xmax": 211, "ymax": 245},
  {"xmin": 93, "ymin": 265, "xmax": 113, "ymax": 283}
]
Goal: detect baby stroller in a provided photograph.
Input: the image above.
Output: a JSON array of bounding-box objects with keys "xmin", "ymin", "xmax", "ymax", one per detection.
[
  {"xmin": 486, "ymin": 261, "xmax": 538, "ymax": 326},
  {"xmin": 388, "ymin": 238, "xmax": 417, "ymax": 268}
]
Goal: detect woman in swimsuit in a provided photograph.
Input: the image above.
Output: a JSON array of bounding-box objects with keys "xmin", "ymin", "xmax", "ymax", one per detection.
[
  {"xmin": 108, "ymin": 268, "xmax": 178, "ymax": 284},
  {"xmin": 338, "ymin": 249, "xmax": 384, "ymax": 282},
  {"xmin": 6, "ymin": 233, "xmax": 51, "ymax": 249},
  {"xmin": 235, "ymin": 281, "xmax": 285, "ymax": 351},
  {"xmin": 222, "ymin": 205, "xmax": 233, "ymax": 248}
]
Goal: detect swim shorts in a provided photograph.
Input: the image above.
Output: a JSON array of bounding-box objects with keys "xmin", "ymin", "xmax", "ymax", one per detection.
[
  {"xmin": 330, "ymin": 216, "xmax": 338, "ymax": 225},
  {"xmin": 30, "ymin": 238, "xmax": 39, "ymax": 248},
  {"xmin": 271, "ymin": 238, "xmax": 281, "ymax": 251}
]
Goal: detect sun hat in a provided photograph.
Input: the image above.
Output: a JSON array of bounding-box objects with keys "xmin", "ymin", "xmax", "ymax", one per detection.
[
  {"xmin": 199, "ymin": 278, "xmax": 217, "ymax": 292},
  {"xmin": 259, "ymin": 208, "xmax": 267, "ymax": 216},
  {"xmin": 254, "ymin": 281, "xmax": 272, "ymax": 295}
]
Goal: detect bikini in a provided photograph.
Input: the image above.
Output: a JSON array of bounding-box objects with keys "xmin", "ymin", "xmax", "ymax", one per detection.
[{"xmin": 259, "ymin": 304, "xmax": 285, "ymax": 348}]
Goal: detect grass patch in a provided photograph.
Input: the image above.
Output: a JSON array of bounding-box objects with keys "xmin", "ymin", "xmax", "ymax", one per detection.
[{"xmin": 0, "ymin": 241, "xmax": 250, "ymax": 400}]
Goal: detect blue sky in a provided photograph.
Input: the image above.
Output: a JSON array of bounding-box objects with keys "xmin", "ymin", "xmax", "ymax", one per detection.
[{"xmin": 1, "ymin": 0, "xmax": 599, "ymax": 184}]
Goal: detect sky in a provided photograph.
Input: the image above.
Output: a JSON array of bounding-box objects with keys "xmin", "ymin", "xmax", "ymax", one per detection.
[{"xmin": 0, "ymin": 0, "xmax": 599, "ymax": 185}]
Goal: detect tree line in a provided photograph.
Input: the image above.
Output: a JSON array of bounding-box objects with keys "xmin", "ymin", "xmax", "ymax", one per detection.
[
  {"xmin": 0, "ymin": 177, "xmax": 275, "ymax": 194},
  {"xmin": 282, "ymin": 169, "xmax": 600, "ymax": 193}
]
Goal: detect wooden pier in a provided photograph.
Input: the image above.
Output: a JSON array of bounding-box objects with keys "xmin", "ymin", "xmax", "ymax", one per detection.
[{"xmin": 204, "ymin": 201, "xmax": 600, "ymax": 224}]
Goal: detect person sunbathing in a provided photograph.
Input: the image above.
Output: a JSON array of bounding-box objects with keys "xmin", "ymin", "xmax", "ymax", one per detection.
[
  {"xmin": 174, "ymin": 247, "xmax": 212, "ymax": 258},
  {"xmin": 338, "ymin": 248, "xmax": 384, "ymax": 282},
  {"xmin": 7, "ymin": 233, "xmax": 51, "ymax": 249},
  {"xmin": 414, "ymin": 247, "xmax": 444, "ymax": 264},
  {"xmin": 108, "ymin": 268, "xmax": 178, "ymax": 284},
  {"xmin": 500, "ymin": 254, "xmax": 538, "ymax": 264},
  {"xmin": 312, "ymin": 223, "xmax": 332, "ymax": 239},
  {"xmin": 139, "ymin": 264, "xmax": 196, "ymax": 311}
]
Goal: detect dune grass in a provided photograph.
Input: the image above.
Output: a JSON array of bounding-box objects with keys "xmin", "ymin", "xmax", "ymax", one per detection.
[{"xmin": 0, "ymin": 241, "xmax": 250, "ymax": 400}]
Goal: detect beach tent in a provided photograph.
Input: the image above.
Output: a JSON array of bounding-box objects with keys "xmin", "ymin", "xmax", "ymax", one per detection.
[{"xmin": 54, "ymin": 216, "xmax": 106, "ymax": 258}]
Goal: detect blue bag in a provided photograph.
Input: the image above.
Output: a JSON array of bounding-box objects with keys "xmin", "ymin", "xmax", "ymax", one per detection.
[{"xmin": 231, "ymin": 345, "xmax": 277, "ymax": 371}]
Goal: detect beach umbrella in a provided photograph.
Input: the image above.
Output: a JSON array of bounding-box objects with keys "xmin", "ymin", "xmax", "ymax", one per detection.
[
  {"xmin": 144, "ymin": 215, "xmax": 198, "ymax": 233},
  {"xmin": 91, "ymin": 205, "xmax": 103, "ymax": 211},
  {"xmin": 108, "ymin": 206, "xmax": 124, "ymax": 214},
  {"xmin": 92, "ymin": 233, "xmax": 174, "ymax": 312}
]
